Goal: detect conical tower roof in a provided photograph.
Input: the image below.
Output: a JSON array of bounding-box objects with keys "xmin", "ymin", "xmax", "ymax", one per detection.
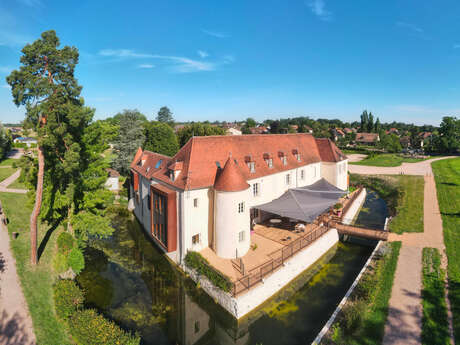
[{"xmin": 214, "ymin": 156, "xmax": 250, "ymax": 192}]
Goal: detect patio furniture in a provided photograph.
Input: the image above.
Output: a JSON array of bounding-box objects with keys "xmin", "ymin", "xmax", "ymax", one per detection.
[{"xmin": 269, "ymin": 218, "xmax": 282, "ymax": 224}]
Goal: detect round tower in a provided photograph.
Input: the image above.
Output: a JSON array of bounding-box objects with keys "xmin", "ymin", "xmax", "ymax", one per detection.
[{"xmin": 214, "ymin": 156, "xmax": 251, "ymax": 259}]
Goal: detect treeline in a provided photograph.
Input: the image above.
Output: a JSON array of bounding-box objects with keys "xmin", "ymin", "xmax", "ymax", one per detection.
[
  {"xmin": 95, "ymin": 108, "xmax": 225, "ymax": 175},
  {"xmin": 0, "ymin": 123, "xmax": 12, "ymax": 159}
]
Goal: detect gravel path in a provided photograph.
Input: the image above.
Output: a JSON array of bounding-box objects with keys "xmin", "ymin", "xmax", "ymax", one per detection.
[
  {"xmin": 0, "ymin": 170, "xmax": 27, "ymax": 194},
  {"xmin": 0, "ymin": 216, "xmax": 36, "ymax": 345},
  {"xmin": 350, "ymin": 156, "xmax": 455, "ymax": 345}
]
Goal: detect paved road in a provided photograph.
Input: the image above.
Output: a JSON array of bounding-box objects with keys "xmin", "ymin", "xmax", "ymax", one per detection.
[
  {"xmin": 0, "ymin": 218, "xmax": 36, "ymax": 345},
  {"xmin": 349, "ymin": 156, "xmax": 456, "ymax": 175},
  {"xmin": 350, "ymin": 156, "xmax": 456, "ymax": 345}
]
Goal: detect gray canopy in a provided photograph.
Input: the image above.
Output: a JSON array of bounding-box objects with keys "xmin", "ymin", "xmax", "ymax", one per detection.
[{"xmin": 255, "ymin": 178, "xmax": 346, "ymax": 223}]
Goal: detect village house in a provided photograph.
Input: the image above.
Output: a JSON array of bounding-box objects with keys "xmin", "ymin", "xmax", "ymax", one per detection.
[
  {"xmin": 355, "ymin": 132, "xmax": 380, "ymax": 145},
  {"xmin": 226, "ymin": 127, "xmax": 242, "ymax": 136}
]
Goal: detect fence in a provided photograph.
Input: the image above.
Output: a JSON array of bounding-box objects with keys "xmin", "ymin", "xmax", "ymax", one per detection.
[{"xmin": 231, "ymin": 225, "xmax": 330, "ymax": 297}]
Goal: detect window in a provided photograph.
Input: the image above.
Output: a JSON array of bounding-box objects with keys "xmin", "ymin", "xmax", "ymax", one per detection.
[
  {"xmin": 193, "ymin": 198, "xmax": 198, "ymax": 207},
  {"xmin": 268, "ymin": 158, "xmax": 273, "ymax": 168},
  {"xmin": 248, "ymin": 161, "xmax": 255, "ymax": 173},
  {"xmin": 300, "ymin": 170, "xmax": 305, "ymax": 180},
  {"xmin": 238, "ymin": 202, "xmax": 245, "ymax": 213},
  {"xmin": 285, "ymin": 174, "xmax": 291, "ymax": 186},
  {"xmin": 296, "ymin": 153, "xmax": 301, "ymax": 161},
  {"xmin": 238, "ymin": 231, "xmax": 245, "ymax": 242},
  {"xmin": 252, "ymin": 183, "xmax": 260, "ymax": 197},
  {"xmin": 155, "ymin": 159, "xmax": 163, "ymax": 169},
  {"xmin": 194, "ymin": 321, "xmax": 200, "ymax": 334},
  {"xmin": 282, "ymin": 156, "xmax": 287, "ymax": 166},
  {"xmin": 192, "ymin": 234, "xmax": 200, "ymax": 245}
]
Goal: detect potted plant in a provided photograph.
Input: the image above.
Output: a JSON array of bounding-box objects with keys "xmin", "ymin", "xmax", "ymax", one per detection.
[{"xmin": 333, "ymin": 203, "xmax": 343, "ymax": 216}]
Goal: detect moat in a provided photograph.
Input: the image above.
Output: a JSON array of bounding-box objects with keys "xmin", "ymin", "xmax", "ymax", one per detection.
[{"xmin": 78, "ymin": 191, "xmax": 387, "ymax": 345}]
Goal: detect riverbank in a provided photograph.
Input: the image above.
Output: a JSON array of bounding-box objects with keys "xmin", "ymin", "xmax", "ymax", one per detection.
[{"xmin": 321, "ymin": 241, "xmax": 401, "ymax": 345}]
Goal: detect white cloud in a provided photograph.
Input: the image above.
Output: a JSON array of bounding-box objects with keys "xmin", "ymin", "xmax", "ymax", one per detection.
[
  {"xmin": 396, "ymin": 22, "xmax": 423, "ymax": 34},
  {"xmin": 138, "ymin": 64, "xmax": 155, "ymax": 69},
  {"xmin": 98, "ymin": 49, "xmax": 155, "ymax": 58},
  {"xmin": 453, "ymin": 43, "xmax": 460, "ymax": 49},
  {"xmin": 201, "ymin": 29, "xmax": 229, "ymax": 38},
  {"xmin": 98, "ymin": 49, "xmax": 228, "ymax": 73},
  {"xmin": 307, "ymin": 0, "xmax": 332, "ymax": 21},
  {"xmin": 197, "ymin": 50, "xmax": 209, "ymax": 58}
]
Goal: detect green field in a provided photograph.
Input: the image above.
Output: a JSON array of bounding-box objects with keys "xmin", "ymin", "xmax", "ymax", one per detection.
[
  {"xmin": 0, "ymin": 158, "xmax": 18, "ymax": 166},
  {"xmin": 389, "ymin": 175, "xmax": 425, "ymax": 234},
  {"xmin": 0, "ymin": 167, "xmax": 17, "ymax": 183},
  {"xmin": 8, "ymin": 177, "xmax": 28, "ymax": 189},
  {"xmin": 350, "ymin": 153, "xmax": 428, "ymax": 167},
  {"xmin": 0, "ymin": 192, "xmax": 71, "ymax": 345},
  {"xmin": 350, "ymin": 174, "xmax": 424, "ymax": 234},
  {"xmin": 432, "ymin": 157, "xmax": 460, "ymax": 343},
  {"xmin": 421, "ymin": 247, "xmax": 450, "ymax": 345}
]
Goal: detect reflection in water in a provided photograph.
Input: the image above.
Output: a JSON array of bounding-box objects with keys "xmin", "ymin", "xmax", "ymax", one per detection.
[
  {"xmin": 78, "ymin": 214, "xmax": 373, "ymax": 345},
  {"xmin": 354, "ymin": 190, "xmax": 389, "ymax": 229}
]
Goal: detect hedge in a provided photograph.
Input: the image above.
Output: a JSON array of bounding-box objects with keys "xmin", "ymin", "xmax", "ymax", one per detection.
[
  {"xmin": 57, "ymin": 232, "xmax": 75, "ymax": 254},
  {"xmin": 69, "ymin": 309, "xmax": 140, "ymax": 345},
  {"xmin": 184, "ymin": 251, "xmax": 232, "ymax": 292},
  {"xmin": 53, "ymin": 280, "xmax": 84, "ymax": 320}
]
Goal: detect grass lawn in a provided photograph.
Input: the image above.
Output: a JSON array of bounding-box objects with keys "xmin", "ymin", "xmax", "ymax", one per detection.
[
  {"xmin": 421, "ymin": 247, "xmax": 450, "ymax": 345},
  {"xmin": 389, "ymin": 175, "xmax": 424, "ymax": 234},
  {"xmin": 8, "ymin": 177, "xmax": 28, "ymax": 189},
  {"xmin": 324, "ymin": 241, "xmax": 401, "ymax": 345},
  {"xmin": 0, "ymin": 158, "xmax": 18, "ymax": 166},
  {"xmin": 0, "ymin": 167, "xmax": 17, "ymax": 183},
  {"xmin": 432, "ymin": 157, "xmax": 460, "ymax": 343},
  {"xmin": 350, "ymin": 153, "xmax": 428, "ymax": 167},
  {"xmin": 0, "ymin": 192, "xmax": 71, "ymax": 345},
  {"xmin": 350, "ymin": 174, "xmax": 424, "ymax": 234}
]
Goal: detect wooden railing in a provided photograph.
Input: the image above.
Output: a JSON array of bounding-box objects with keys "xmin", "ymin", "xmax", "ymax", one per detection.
[{"xmin": 231, "ymin": 225, "xmax": 330, "ymax": 297}]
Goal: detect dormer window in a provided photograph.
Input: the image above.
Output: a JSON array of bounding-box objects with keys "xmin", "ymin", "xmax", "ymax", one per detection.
[
  {"xmin": 245, "ymin": 156, "xmax": 255, "ymax": 173},
  {"xmin": 292, "ymin": 149, "xmax": 301, "ymax": 162},
  {"xmin": 263, "ymin": 153, "xmax": 273, "ymax": 168},
  {"xmin": 170, "ymin": 171, "xmax": 175, "ymax": 181},
  {"xmin": 282, "ymin": 156, "xmax": 287, "ymax": 166},
  {"xmin": 296, "ymin": 154, "xmax": 301, "ymax": 161}
]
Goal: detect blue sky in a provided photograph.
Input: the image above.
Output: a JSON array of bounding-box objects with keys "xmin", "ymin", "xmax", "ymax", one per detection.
[{"xmin": 1, "ymin": 0, "xmax": 459, "ymax": 125}]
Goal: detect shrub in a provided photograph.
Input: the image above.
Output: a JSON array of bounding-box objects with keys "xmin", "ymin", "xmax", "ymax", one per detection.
[
  {"xmin": 67, "ymin": 248, "xmax": 85, "ymax": 275},
  {"xmin": 184, "ymin": 251, "xmax": 232, "ymax": 292},
  {"xmin": 341, "ymin": 300, "xmax": 367, "ymax": 336},
  {"xmin": 53, "ymin": 252, "xmax": 69, "ymax": 274},
  {"xmin": 53, "ymin": 279, "xmax": 84, "ymax": 320},
  {"xmin": 334, "ymin": 203, "xmax": 343, "ymax": 210},
  {"xmin": 57, "ymin": 232, "xmax": 75, "ymax": 254},
  {"xmin": 69, "ymin": 309, "xmax": 140, "ymax": 345}
]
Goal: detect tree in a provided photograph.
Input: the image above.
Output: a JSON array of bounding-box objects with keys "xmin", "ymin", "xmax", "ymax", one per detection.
[
  {"xmin": 269, "ymin": 120, "xmax": 281, "ymax": 134},
  {"xmin": 435, "ymin": 116, "xmax": 460, "ymax": 153},
  {"xmin": 0, "ymin": 123, "xmax": 12, "ymax": 159},
  {"xmin": 112, "ymin": 110, "xmax": 145, "ymax": 175},
  {"xmin": 367, "ymin": 112, "xmax": 374, "ymax": 132},
  {"xmin": 176, "ymin": 122, "xmax": 225, "ymax": 147},
  {"xmin": 374, "ymin": 118, "xmax": 381, "ymax": 133},
  {"xmin": 143, "ymin": 121, "xmax": 179, "ymax": 156},
  {"xmin": 360, "ymin": 110, "xmax": 368, "ymax": 132},
  {"xmin": 7, "ymin": 30, "xmax": 85, "ymax": 265},
  {"xmin": 156, "ymin": 106, "xmax": 174, "ymax": 126}
]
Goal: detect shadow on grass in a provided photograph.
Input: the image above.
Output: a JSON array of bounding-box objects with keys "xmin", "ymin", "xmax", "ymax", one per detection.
[
  {"xmin": 441, "ymin": 182, "xmax": 459, "ymax": 187},
  {"xmin": 441, "ymin": 212, "xmax": 460, "ymax": 218},
  {"xmin": 448, "ymin": 279, "xmax": 460, "ymax": 343},
  {"xmin": 37, "ymin": 219, "xmax": 62, "ymax": 262}
]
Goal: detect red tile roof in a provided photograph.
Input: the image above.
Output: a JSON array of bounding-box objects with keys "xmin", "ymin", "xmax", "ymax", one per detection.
[
  {"xmin": 315, "ymin": 138, "xmax": 347, "ymax": 162},
  {"xmin": 214, "ymin": 156, "xmax": 250, "ymax": 192},
  {"xmin": 131, "ymin": 133, "xmax": 346, "ymax": 191},
  {"xmin": 356, "ymin": 133, "xmax": 379, "ymax": 143}
]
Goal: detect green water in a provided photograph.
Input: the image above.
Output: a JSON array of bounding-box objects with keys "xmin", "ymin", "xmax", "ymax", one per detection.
[
  {"xmin": 354, "ymin": 190, "xmax": 389, "ymax": 229},
  {"xmin": 78, "ymin": 213, "xmax": 373, "ymax": 345}
]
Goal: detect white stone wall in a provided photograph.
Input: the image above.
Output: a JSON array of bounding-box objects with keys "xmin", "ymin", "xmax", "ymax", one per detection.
[
  {"xmin": 342, "ymin": 188, "xmax": 367, "ymax": 225},
  {"xmin": 246, "ymin": 162, "xmax": 322, "ymax": 210},
  {"xmin": 185, "ymin": 228, "xmax": 339, "ymax": 319},
  {"xmin": 321, "ymin": 160, "xmax": 348, "ymax": 191},
  {"xmin": 215, "ymin": 188, "xmax": 251, "ymax": 259}
]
